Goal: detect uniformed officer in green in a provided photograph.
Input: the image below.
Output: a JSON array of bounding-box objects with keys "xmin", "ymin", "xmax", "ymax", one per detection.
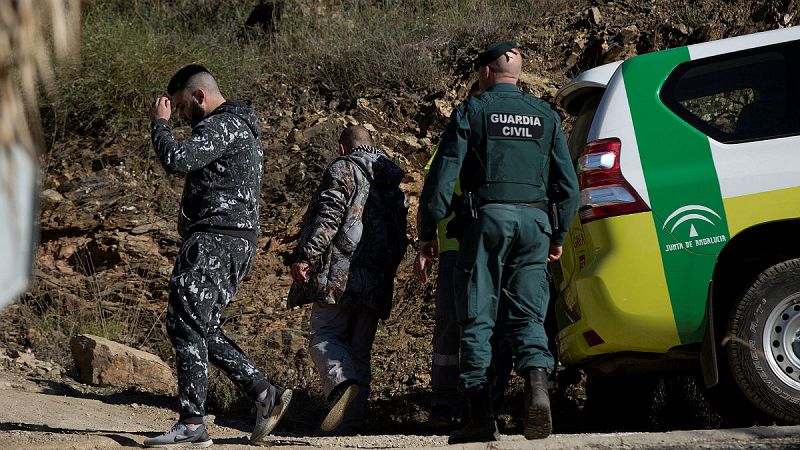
[{"xmin": 418, "ymin": 41, "xmax": 579, "ymax": 443}]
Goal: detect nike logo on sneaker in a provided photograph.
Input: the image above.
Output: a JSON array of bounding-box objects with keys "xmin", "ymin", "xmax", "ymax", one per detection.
[{"xmin": 173, "ymin": 434, "xmax": 194, "ymax": 443}]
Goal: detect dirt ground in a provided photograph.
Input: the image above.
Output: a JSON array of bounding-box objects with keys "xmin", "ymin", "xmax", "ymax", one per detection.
[{"xmin": 1, "ymin": 363, "xmax": 799, "ymax": 450}]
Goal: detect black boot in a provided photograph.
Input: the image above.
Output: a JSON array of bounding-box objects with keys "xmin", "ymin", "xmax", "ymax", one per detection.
[
  {"xmin": 524, "ymin": 368, "xmax": 552, "ymax": 439},
  {"xmin": 448, "ymin": 384, "xmax": 500, "ymax": 444}
]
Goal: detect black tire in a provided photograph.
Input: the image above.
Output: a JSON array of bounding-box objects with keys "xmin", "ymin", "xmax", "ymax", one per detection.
[{"xmin": 727, "ymin": 258, "xmax": 800, "ymax": 423}]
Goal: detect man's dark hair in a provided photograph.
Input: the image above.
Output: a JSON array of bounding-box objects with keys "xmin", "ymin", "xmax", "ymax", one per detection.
[
  {"xmin": 339, "ymin": 125, "xmax": 374, "ymax": 150},
  {"xmin": 167, "ymin": 64, "xmax": 210, "ymax": 95}
]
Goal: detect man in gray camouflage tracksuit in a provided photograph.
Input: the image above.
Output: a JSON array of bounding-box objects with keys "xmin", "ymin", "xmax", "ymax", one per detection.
[
  {"xmin": 145, "ymin": 64, "xmax": 292, "ymax": 448},
  {"xmin": 289, "ymin": 125, "xmax": 408, "ymax": 434}
]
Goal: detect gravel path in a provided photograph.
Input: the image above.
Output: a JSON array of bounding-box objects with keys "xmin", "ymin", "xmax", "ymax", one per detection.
[{"xmin": 0, "ymin": 370, "xmax": 798, "ymax": 450}]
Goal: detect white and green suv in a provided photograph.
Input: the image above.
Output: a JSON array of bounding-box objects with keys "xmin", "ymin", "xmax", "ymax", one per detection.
[{"xmin": 554, "ymin": 25, "xmax": 800, "ymax": 422}]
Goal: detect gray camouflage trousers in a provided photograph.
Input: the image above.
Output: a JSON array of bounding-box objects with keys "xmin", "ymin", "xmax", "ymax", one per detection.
[{"xmin": 166, "ymin": 232, "xmax": 270, "ymax": 423}]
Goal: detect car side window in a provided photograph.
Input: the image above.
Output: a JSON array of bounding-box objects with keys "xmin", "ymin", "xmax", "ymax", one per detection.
[{"xmin": 661, "ymin": 40, "xmax": 800, "ymax": 144}]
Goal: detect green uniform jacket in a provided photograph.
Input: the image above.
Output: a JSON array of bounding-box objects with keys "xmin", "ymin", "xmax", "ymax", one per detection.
[{"xmin": 419, "ymin": 83, "xmax": 579, "ymax": 245}]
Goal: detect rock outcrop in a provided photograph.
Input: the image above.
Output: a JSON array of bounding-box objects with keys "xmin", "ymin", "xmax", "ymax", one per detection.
[{"xmin": 70, "ymin": 334, "xmax": 176, "ymax": 394}]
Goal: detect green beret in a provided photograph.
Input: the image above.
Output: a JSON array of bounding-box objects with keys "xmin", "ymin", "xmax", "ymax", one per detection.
[{"xmin": 473, "ymin": 40, "xmax": 520, "ymax": 69}]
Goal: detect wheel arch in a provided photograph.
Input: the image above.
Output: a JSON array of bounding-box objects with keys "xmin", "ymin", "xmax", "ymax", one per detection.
[{"xmin": 701, "ymin": 219, "xmax": 800, "ymax": 387}]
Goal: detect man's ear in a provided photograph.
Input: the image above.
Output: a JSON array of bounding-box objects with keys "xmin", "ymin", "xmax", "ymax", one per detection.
[
  {"xmin": 192, "ymin": 88, "xmax": 206, "ymax": 105},
  {"xmin": 338, "ymin": 143, "xmax": 347, "ymax": 156}
]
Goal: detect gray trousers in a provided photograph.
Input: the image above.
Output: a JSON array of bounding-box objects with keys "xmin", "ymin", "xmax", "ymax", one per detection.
[
  {"xmin": 166, "ymin": 232, "xmax": 270, "ymax": 423},
  {"xmin": 309, "ymin": 302, "xmax": 379, "ymax": 431}
]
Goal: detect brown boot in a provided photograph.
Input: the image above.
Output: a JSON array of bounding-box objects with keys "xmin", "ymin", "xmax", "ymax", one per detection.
[
  {"xmin": 447, "ymin": 384, "xmax": 500, "ymax": 444},
  {"xmin": 524, "ymin": 368, "xmax": 552, "ymax": 439},
  {"xmin": 320, "ymin": 380, "xmax": 359, "ymax": 432}
]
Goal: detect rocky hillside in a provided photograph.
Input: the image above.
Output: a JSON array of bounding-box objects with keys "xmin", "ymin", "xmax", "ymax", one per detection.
[{"xmin": 3, "ymin": 0, "xmax": 797, "ymax": 434}]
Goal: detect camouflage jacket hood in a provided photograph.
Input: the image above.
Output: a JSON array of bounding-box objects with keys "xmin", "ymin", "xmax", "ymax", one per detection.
[
  {"xmin": 151, "ymin": 101, "xmax": 264, "ymax": 241},
  {"xmin": 288, "ymin": 146, "xmax": 408, "ymax": 318},
  {"xmin": 343, "ymin": 145, "xmax": 405, "ymax": 189}
]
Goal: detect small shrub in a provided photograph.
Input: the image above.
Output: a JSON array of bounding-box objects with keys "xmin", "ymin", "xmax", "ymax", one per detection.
[{"xmin": 672, "ymin": 5, "xmax": 702, "ymax": 30}]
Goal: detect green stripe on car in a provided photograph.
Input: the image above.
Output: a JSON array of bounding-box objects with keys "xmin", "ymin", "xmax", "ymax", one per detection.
[{"xmin": 623, "ymin": 47, "xmax": 731, "ymax": 344}]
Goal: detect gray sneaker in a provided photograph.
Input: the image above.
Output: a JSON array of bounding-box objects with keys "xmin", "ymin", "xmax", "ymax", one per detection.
[
  {"xmin": 143, "ymin": 422, "xmax": 212, "ymax": 448},
  {"xmin": 251, "ymin": 385, "xmax": 293, "ymax": 442}
]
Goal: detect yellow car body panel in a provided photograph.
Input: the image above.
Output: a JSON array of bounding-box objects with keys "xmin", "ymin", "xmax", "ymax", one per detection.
[
  {"xmin": 723, "ymin": 186, "xmax": 800, "ymax": 236},
  {"xmin": 557, "ymin": 212, "xmax": 681, "ymax": 365}
]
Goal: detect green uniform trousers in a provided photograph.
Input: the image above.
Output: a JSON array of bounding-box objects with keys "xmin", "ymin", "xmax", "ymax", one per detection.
[{"xmin": 453, "ymin": 203, "xmax": 554, "ymax": 389}]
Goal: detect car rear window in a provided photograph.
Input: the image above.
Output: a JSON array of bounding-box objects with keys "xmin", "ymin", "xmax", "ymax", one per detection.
[
  {"xmin": 567, "ymin": 92, "xmax": 602, "ymax": 161},
  {"xmin": 661, "ymin": 39, "xmax": 800, "ymax": 144}
]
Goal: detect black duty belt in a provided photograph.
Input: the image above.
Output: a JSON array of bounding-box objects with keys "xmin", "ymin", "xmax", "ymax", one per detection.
[{"xmin": 481, "ymin": 200, "xmax": 548, "ymax": 212}]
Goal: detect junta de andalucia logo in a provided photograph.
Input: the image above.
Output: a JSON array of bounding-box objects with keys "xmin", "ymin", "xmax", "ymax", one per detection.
[{"xmin": 662, "ymin": 204, "xmax": 727, "ymax": 252}]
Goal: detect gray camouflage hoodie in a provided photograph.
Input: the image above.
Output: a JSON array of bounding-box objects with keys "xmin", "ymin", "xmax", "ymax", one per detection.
[
  {"xmin": 288, "ymin": 146, "xmax": 408, "ymax": 319},
  {"xmin": 151, "ymin": 101, "xmax": 263, "ymax": 242}
]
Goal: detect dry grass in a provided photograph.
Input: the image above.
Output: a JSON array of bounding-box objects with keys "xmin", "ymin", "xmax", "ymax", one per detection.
[
  {"xmin": 12, "ymin": 258, "xmax": 170, "ymax": 368},
  {"xmin": 45, "ymin": 0, "xmax": 566, "ymax": 140}
]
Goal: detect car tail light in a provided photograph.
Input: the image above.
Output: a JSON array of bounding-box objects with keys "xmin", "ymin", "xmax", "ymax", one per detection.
[{"xmin": 577, "ymin": 138, "xmax": 649, "ymax": 223}]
